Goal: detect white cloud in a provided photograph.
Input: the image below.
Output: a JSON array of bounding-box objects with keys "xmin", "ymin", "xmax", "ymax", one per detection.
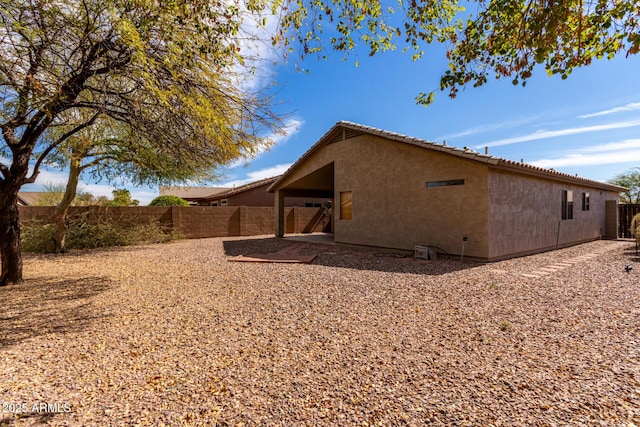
[
  {"xmin": 256, "ymin": 117, "xmax": 303, "ymax": 155},
  {"xmin": 530, "ymin": 138, "xmax": 640, "ymax": 168},
  {"xmin": 436, "ymin": 125, "xmax": 500, "ymax": 141},
  {"xmin": 435, "ymin": 116, "xmax": 541, "ymax": 142},
  {"xmin": 129, "ymin": 189, "xmax": 158, "ymax": 206},
  {"xmin": 270, "ymin": 118, "xmax": 303, "ymax": 145},
  {"xmin": 479, "ymin": 119, "xmax": 640, "ymax": 148},
  {"xmin": 579, "ymin": 102, "xmax": 640, "ymax": 119},
  {"xmin": 578, "ymin": 139, "xmax": 640, "ymax": 152},
  {"xmin": 531, "ymin": 150, "xmax": 640, "ymax": 168},
  {"xmin": 80, "ymin": 183, "xmax": 118, "ymax": 198},
  {"xmin": 23, "ymin": 168, "xmax": 69, "ymax": 188},
  {"xmin": 228, "ymin": 117, "xmax": 303, "ymax": 168},
  {"xmin": 222, "ymin": 163, "xmax": 292, "ymax": 187},
  {"xmin": 232, "ymin": 4, "xmax": 284, "ymax": 91}
]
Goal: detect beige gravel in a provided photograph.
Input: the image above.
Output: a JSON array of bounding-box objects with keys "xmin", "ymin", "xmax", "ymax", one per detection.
[{"xmin": 1, "ymin": 236, "xmax": 639, "ymax": 426}]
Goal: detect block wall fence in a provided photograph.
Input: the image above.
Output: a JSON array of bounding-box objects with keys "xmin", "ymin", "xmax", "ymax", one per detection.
[{"xmin": 18, "ymin": 206, "xmax": 329, "ymax": 239}]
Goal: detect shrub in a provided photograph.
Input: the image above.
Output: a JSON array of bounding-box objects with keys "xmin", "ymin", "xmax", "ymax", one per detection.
[
  {"xmin": 20, "ymin": 221, "xmax": 57, "ymax": 252},
  {"xmin": 631, "ymin": 213, "xmax": 640, "ymax": 237},
  {"xmin": 21, "ymin": 211, "xmax": 182, "ymax": 252},
  {"xmin": 148, "ymin": 195, "xmax": 190, "ymax": 206}
]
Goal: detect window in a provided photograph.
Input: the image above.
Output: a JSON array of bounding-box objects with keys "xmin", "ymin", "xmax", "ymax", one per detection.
[
  {"xmin": 221, "ymin": 199, "xmax": 228, "ymax": 206},
  {"xmin": 340, "ymin": 191, "xmax": 352, "ymax": 220},
  {"xmin": 562, "ymin": 190, "xmax": 573, "ymax": 219},
  {"xmin": 426, "ymin": 179, "xmax": 465, "ymax": 188},
  {"xmin": 582, "ymin": 192, "xmax": 590, "ymax": 211}
]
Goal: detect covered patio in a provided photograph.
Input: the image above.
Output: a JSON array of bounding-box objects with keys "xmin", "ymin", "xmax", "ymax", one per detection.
[{"xmin": 272, "ymin": 162, "xmax": 335, "ymax": 238}]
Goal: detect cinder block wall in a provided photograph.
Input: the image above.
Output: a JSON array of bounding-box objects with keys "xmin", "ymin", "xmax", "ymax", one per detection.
[{"xmin": 18, "ymin": 206, "xmax": 325, "ymax": 239}]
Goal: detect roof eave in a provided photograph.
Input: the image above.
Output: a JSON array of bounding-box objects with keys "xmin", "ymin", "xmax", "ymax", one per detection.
[
  {"xmin": 267, "ymin": 120, "xmax": 627, "ymax": 195},
  {"xmin": 494, "ymin": 160, "xmax": 628, "ymax": 193},
  {"xmin": 267, "ymin": 123, "xmax": 347, "ymax": 193}
]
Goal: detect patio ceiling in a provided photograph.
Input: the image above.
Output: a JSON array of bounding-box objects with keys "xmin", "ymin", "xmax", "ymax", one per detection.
[{"xmin": 278, "ymin": 162, "xmax": 334, "ymax": 198}]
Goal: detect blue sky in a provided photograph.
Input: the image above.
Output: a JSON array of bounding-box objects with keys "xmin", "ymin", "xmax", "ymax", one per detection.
[{"xmin": 24, "ymin": 39, "xmax": 640, "ymax": 205}]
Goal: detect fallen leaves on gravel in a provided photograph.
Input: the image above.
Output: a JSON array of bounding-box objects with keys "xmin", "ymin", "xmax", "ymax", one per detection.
[{"xmin": 1, "ymin": 237, "xmax": 639, "ymax": 426}]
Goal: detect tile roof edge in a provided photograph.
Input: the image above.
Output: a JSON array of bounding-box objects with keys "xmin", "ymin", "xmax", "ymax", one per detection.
[{"xmin": 268, "ymin": 120, "xmax": 627, "ymax": 193}]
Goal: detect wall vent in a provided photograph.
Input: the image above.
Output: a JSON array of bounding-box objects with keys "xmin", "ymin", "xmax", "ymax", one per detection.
[{"xmin": 327, "ymin": 128, "xmax": 363, "ymax": 144}]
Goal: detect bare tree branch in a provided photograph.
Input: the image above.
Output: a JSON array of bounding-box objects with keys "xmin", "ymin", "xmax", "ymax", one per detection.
[{"xmin": 26, "ymin": 111, "xmax": 101, "ymax": 184}]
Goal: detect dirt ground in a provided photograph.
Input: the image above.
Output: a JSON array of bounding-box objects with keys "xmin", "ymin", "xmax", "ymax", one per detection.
[{"xmin": 1, "ymin": 236, "xmax": 639, "ymax": 426}]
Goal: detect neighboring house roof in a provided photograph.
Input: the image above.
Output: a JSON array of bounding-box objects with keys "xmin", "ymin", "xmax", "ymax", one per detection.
[
  {"xmin": 17, "ymin": 194, "xmax": 30, "ymax": 206},
  {"xmin": 204, "ymin": 176, "xmax": 281, "ymax": 201},
  {"xmin": 17, "ymin": 192, "xmax": 50, "ymax": 206},
  {"xmin": 159, "ymin": 186, "xmax": 230, "ymax": 200},
  {"xmin": 268, "ymin": 121, "xmax": 627, "ymax": 194}
]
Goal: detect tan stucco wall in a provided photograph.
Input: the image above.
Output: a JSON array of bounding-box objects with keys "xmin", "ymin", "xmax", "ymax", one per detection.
[
  {"xmin": 333, "ymin": 135, "xmax": 490, "ymax": 257},
  {"xmin": 274, "ymin": 132, "xmax": 622, "ymax": 260},
  {"xmin": 487, "ymin": 169, "xmax": 619, "ymax": 260},
  {"xmin": 275, "ymin": 134, "xmax": 492, "ymax": 258}
]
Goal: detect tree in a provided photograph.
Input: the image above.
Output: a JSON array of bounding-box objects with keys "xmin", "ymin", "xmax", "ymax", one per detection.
[
  {"xmin": 31, "ymin": 182, "xmax": 96, "ymax": 206},
  {"xmin": 274, "ymin": 0, "xmax": 639, "ymax": 103},
  {"xmin": 149, "ymin": 195, "xmax": 190, "ymax": 207},
  {"xmin": 31, "ymin": 183, "xmax": 65, "ymax": 206},
  {"xmin": 44, "ymin": 113, "xmax": 228, "ymax": 253},
  {"xmin": 103, "ymin": 189, "xmax": 138, "ymax": 207},
  {"xmin": 609, "ymin": 167, "xmax": 640, "ymax": 204},
  {"xmin": 0, "ymin": 0, "xmax": 281, "ymax": 285}
]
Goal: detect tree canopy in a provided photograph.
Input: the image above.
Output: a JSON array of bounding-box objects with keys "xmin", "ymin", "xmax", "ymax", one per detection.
[
  {"xmin": 273, "ymin": 0, "xmax": 639, "ymax": 103},
  {"xmin": 0, "ymin": 0, "xmax": 282, "ymax": 284},
  {"xmin": 149, "ymin": 195, "xmax": 190, "ymax": 207},
  {"xmin": 609, "ymin": 167, "xmax": 640, "ymax": 204},
  {"xmin": 104, "ymin": 189, "xmax": 139, "ymax": 206}
]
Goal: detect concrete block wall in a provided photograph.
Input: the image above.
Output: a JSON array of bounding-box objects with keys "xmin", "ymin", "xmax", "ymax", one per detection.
[
  {"xmin": 19, "ymin": 205, "xmax": 325, "ymax": 239},
  {"xmin": 174, "ymin": 206, "xmax": 241, "ymax": 238}
]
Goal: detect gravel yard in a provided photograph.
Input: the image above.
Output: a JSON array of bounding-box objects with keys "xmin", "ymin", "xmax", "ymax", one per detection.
[{"xmin": 1, "ymin": 236, "xmax": 639, "ymax": 426}]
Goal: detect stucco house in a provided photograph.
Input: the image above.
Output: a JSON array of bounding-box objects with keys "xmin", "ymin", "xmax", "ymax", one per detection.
[
  {"xmin": 159, "ymin": 186, "xmax": 230, "ymax": 206},
  {"xmin": 162, "ymin": 177, "xmax": 329, "ymax": 207},
  {"xmin": 203, "ymin": 177, "xmax": 276, "ymax": 206},
  {"xmin": 204, "ymin": 176, "xmax": 329, "ymax": 207},
  {"xmin": 16, "ymin": 192, "xmax": 49, "ymax": 206},
  {"xmin": 268, "ymin": 121, "xmax": 626, "ymax": 261},
  {"xmin": 17, "ymin": 193, "xmax": 32, "ymax": 206}
]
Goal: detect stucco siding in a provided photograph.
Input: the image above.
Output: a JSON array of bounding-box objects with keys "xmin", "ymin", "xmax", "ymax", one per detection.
[
  {"xmin": 332, "ymin": 135, "xmax": 490, "ymax": 258},
  {"xmin": 487, "ymin": 170, "xmax": 618, "ymax": 259},
  {"xmin": 271, "ymin": 122, "xmax": 626, "ymax": 260}
]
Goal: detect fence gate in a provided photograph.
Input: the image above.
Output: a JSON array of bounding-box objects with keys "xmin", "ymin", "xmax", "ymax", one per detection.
[{"xmin": 619, "ymin": 204, "xmax": 640, "ymax": 238}]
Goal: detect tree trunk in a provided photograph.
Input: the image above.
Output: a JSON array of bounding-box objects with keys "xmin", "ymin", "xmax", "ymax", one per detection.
[
  {"xmin": 53, "ymin": 155, "xmax": 82, "ymax": 253},
  {"xmin": 0, "ymin": 186, "xmax": 23, "ymax": 286}
]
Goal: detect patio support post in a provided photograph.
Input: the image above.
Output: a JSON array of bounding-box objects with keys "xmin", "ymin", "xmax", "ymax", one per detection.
[{"xmin": 275, "ymin": 190, "xmax": 285, "ymax": 237}]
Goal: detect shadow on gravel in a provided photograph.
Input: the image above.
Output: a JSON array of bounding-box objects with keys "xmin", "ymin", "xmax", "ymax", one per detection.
[
  {"xmin": 23, "ymin": 244, "xmax": 157, "ymax": 259},
  {"xmin": 0, "ymin": 276, "xmax": 111, "ymax": 348},
  {"xmin": 0, "ymin": 411, "xmax": 61, "ymax": 426},
  {"xmin": 223, "ymin": 237, "xmax": 476, "ymax": 275},
  {"xmin": 623, "ymin": 243, "xmax": 639, "ymax": 263}
]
